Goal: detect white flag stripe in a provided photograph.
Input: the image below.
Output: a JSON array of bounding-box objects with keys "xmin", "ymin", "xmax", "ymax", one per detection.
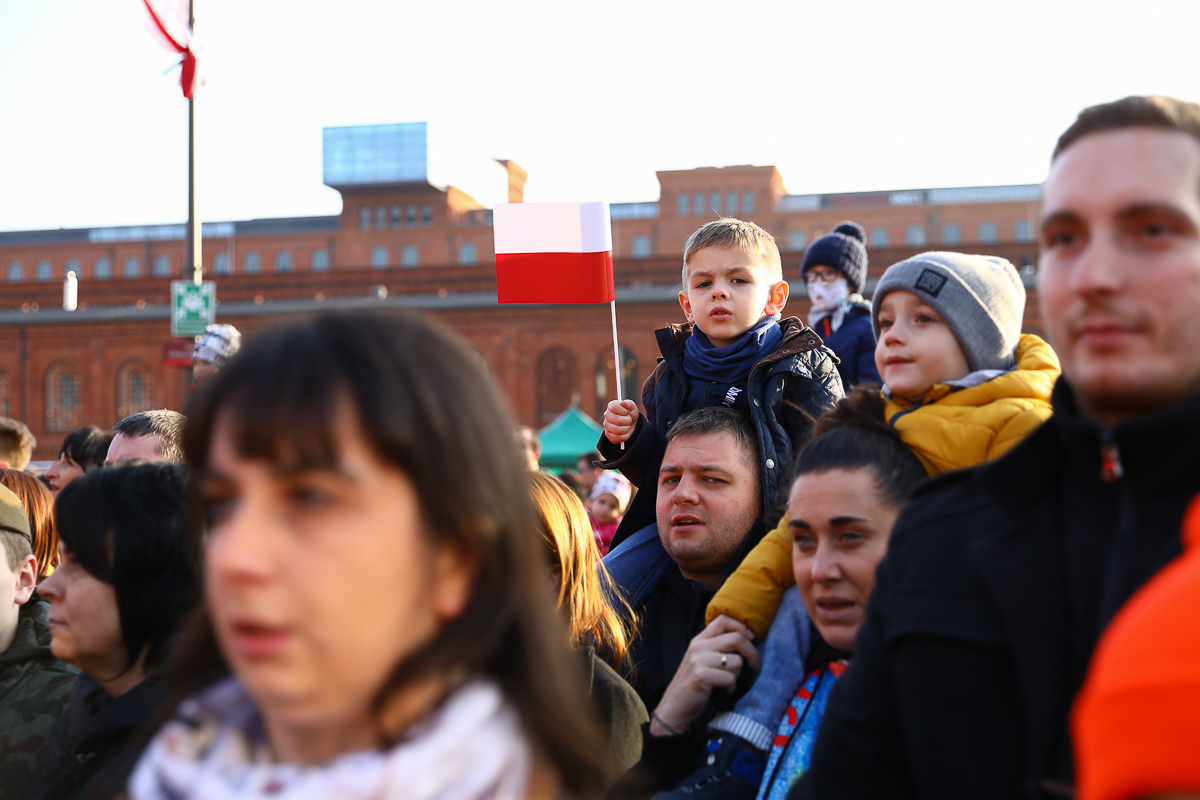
[{"xmin": 493, "ymin": 202, "xmax": 613, "ymax": 254}]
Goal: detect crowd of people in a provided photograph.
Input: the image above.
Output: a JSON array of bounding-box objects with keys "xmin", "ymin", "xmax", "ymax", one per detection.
[{"xmin": 0, "ymin": 94, "xmax": 1198, "ymax": 800}]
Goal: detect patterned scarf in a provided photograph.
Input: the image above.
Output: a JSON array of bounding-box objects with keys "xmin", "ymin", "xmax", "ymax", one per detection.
[{"xmin": 756, "ymin": 661, "xmax": 848, "ymax": 800}]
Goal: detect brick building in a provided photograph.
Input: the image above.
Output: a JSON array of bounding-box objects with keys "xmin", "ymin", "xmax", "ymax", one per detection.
[{"xmin": 0, "ymin": 123, "xmax": 1045, "ymax": 461}]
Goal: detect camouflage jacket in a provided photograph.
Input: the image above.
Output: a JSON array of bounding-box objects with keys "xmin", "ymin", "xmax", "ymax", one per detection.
[{"xmin": 0, "ymin": 600, "xmax": 78, "ymax": 800}]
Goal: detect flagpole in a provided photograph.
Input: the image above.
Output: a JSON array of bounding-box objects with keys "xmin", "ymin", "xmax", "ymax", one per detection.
[
  {"xmin": 610, "ymin": 298, "xmax": 624, "ymax": 450},
  {"xmin": 186, "ymin": 0, "xmax": 201, "ymax": 286}
]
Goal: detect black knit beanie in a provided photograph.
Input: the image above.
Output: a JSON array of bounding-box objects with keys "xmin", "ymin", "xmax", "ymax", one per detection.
[{"xmin": 801, "ymin": 221, "xmax": 869, "ymax": 293}]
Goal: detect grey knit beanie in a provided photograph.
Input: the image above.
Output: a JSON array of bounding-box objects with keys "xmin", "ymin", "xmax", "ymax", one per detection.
[{"xmin": 871, "ymin": 252, "xmax": 1025, "ymax": 372}]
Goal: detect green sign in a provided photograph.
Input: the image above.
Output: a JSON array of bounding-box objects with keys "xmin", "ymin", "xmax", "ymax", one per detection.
[{"xmin": 171, "ymin": 280, "xmax": 216, "ymax": 337}]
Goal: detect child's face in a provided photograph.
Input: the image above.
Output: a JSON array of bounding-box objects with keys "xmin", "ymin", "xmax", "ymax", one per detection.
[
  {"xmin": 590, "ymin": 493, "xmax": 621, "ymax": 525},
  {"xmin": 875, "ymin": 290, "xmax": 971, "ymax": 401},
  {"xmin": 678, "ymin": 246, "xmax": 789, "ymax": 347}
]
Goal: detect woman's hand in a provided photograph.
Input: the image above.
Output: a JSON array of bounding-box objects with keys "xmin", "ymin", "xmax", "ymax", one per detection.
[{"xmin": 650, "ymin": 615, "xmax": 759, "ymax": 737}]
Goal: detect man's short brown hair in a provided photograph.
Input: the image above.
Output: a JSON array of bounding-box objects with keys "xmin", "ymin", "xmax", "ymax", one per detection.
[
  {"xmin": 0, "ymin": 418, "xmax": 35, "ymax": 470},
  {"xmin": 1053, "ymin": 95, "xmax": 1200, "ymax": 162}
]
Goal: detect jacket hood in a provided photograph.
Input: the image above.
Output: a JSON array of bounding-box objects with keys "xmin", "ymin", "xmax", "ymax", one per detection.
[{"xmin": 887, "ymin": 333, "xmax": 1059, "ymax": 410}]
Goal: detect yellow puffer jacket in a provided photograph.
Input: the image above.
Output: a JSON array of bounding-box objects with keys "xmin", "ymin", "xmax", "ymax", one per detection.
[{"xmin": 706, "ymin": 334, "xmax": 1060, "ymax": 639}]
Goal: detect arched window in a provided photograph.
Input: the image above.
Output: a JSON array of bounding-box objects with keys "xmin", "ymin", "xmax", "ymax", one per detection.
[
  {"xmin": 311, "ymin": 248, "xmax": 330, "ymax": 271},
  {"xmin": 35, "ymin": 260, "xmax": 52, "ymax": 282},
  {"xmin": 0, "ymin": 369, "xmax": 10, "ymax": 417},
  {"xmin": 677, "ymin": 194, "xmax": 689, "ymax": 217},
  {"xmin": 406, "ymin": 205, "xmax": 418, "ymax": 228},
  {"xmin": 905, "ymin": 225, "xmax": 926, "ymax": 246},
  {"xmin": 274, "ymin": 250, "xmax": 292, "ymax": 273},
  {"xmin": 391, "ymin": 206, "xmax": 401, "ymax": 228},
  {"xmin": 726, "ymin": 192, "xmax": 738, "ymax": 216},
  {"xmin": 375, "ymin": 207, "xmax": 387, "ymax": 231},
  {"xmin": 693, "ymin": 193, "xmax": 704, "ymax": 217},
  {"xmin": 123, "ymin": 256, "xmax": 141, "ymax": 278},
  {"xmin": 94, "ymin": 257, "xmax": 111, "ymax": 280},
  {"xmin": 743, "ymin": 191, "xmax": 755, "ymax": 215},
  {"xmin": 6, "ymin": 261, "xmax": 23, "ymax": 283},
  {"xmin": 788, "ymin": 230, "xmax": 808, "ymax": 252},
  {"xmin": 116, "ymin": 361, "xmax": 154, "ymax": 419},
  {"xmin": 870, "ymin": 226, "xmax": 889, "ymax": 248},
  {"xmin": 401, "ymin": 245, "xmax": 420, "ymax": 267},
  {"xmin": 537, "ymin": 347, "xmax": 577, "ymax": 423},
  {"xmin": 45, "ymin": 364, "xmax": 81, "ymax": 432},
  {"xmin": 978, "ymin": 221, "xmax": 998, "ymax": 243},
  {"xmin": 941, "ymin": 223, "xmax": 961, "ymax": 245},
  {"xmin": 214, "ymin": 253, "xmax": 231, "ymax": 275},
  {"xmin": 710, "ymin": 192, "xmax": 722, "ymax": 216},
  {"xmin": 421, "ymin": 205, "xmax": 433, "ymax": 228},
  {"xmin": 65, "ymin": 258, "xmax": 80, "ymax": 278},
  {"xmin": 594, "ymin": 346, "xmax": 639, "ymax": 421},
  {"xmin": 359, "ymin": 207, "xmax": 371, "ymax": 231},
  {"xmin": 458, "ymin": 241, "xmax": 478, "ymax": 265},
  {"xmin": 244, "ymin": 251, "xmax": 262, "ymax": 274},
  {"xmin": 631, "ymin": 235, "xmax": 651, "ymax": 259},
  {"xmin": 370, "ymin": 246, "xmax": 389, "ymax": 269},
  {"xmin": 153, "ymin": 255, "xmax": 170, "ymax": 277},
  {"xmin": 1014, "ymin": 219, "xmax": 1033, "ymax": 242}
]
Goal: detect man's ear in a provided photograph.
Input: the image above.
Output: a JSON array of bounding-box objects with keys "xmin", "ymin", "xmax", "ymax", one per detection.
[
  {"xmin": 678, "ymin": 291, "xmax": 696, "ymax": 324},
  {"xmin": 764, "ymin": 280, "xmax": 790, "ymax": 316},
  {"xmin": 15, "ymin": 554, "xmax": 36, "ymax": 605}
]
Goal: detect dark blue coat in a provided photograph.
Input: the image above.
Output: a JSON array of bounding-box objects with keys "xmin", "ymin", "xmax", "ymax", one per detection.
[{"xmin": 812, "ymin": 303, "xmax": 880, "ymax": 388}]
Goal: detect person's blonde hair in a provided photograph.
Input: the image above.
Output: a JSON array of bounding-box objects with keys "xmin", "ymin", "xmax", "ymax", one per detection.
[
  {"xmin": 530, "ymin": 471, "xmax": 637, "ymax": 672},
  {"xmin": 681, "ymin": 217, "xmax": 783, "ymax": 288}
]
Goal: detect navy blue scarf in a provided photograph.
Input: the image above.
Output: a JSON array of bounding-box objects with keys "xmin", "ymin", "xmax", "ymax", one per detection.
[{"xmin": 683, "ymin": 315, "xmax": 783, "ymax": 385}]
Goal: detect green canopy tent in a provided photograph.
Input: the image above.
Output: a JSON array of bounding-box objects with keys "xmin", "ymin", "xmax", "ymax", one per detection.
[{"xmin": 537, "ymin": 404, "xmax": 603, "ymax": 470}]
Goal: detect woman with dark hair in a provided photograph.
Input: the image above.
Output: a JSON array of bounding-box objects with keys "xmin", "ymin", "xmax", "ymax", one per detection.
[
  {"xmin": 44, "ymin": 427, "xmax": 114, "ymax": 498},
  {"xmin": 26, "ymin": 463, "xmax": 201, "ymax": 800},
  {"xmin": 0, "ymin": 468, "xmax": 59, "ymax": 580},
  {"xmin": 127, "ymin": 312, "xmax": 609, "ymax": 800},
  {"xmin": 529, "ymin": 471, "xmax": 647, "ymax": 777}
]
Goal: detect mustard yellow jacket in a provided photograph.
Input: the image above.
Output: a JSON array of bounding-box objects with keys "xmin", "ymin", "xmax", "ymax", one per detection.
[{"xmin": 706, "ymin": 334, "xmax": 1060, "ymax": 639}]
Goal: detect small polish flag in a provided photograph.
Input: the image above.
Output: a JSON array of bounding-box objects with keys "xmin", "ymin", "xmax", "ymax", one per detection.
[{"xmin": 493, "ymin": 202, "xmax": 615, "ymax": 304}]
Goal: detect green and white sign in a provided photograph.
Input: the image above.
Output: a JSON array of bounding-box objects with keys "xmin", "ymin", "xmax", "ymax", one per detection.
[{"xmin": 171, "ymin": 280, "xmax": 216, "ymax": 337}]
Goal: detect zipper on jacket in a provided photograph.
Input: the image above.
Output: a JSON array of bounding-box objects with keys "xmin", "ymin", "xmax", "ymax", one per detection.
[{"xmin": 1099, "ymin": 429, "xmax": 1124, "ymax": 483}]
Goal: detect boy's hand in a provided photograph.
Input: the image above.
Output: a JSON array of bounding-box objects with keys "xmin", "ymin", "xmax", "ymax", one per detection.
[{"xmin": 603, "ymin": 399, "xmax": 639, "ymax": 444}]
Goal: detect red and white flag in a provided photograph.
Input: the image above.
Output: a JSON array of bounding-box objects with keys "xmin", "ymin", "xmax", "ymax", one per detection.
[{"xmin": 493, "ymin": 202, "xmax": 614, "ymax": 304}]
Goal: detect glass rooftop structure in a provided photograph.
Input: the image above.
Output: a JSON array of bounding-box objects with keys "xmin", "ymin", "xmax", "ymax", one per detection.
[{"xmin": 322, "ymin": 123, "xmax": 428, "ymax": 187}]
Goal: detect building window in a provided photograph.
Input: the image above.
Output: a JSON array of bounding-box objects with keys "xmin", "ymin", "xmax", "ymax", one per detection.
[
  {"xmin": 726, "ymin": 192, "xmax": 738, "ymax": 216},
  {"xmin": 359, "ymin": 207, "xmax": 371, "ymax": 231},
  {"xmin": 274, "ymin": 250, "xmax": 293, "ymax": 273},
  {"xmin": 788, "ymin": 230, "xmax": 808, "ymax": 252},
  {"xmin": 1015, "ymin": 219, "xmax": 1033, "ymax": 242},
  {"xmin": 214, "ymin": 253, "xmax": 231, "ymax": 275},
  {"xmin": 421, "ymin": 205, "xmax": 433, "ymax": 228},
  {"xmin": 6, "ymin": 261, "xmax": 23, "ymax": 283},
  {"xmin": 406, "ymin": 205, "xmax": 417, "ymax": 228},
  {"xmin": 375, "ymin": 207, "xmax": 386, "ymax": 231},
  {"xmin": 710, "ymin": 192, "xmax": 721, "ymax": 216},
  {"xmin": 401, "ymin": 245, "xmax": 420, "ymax": 267},
  {"xmin": 116, "ymin": 361, "xmax": 154, "ymax": 419},
  {"xmin": 45, "ymin": 364, "xmax": 81, "ymax": 432},
  {"xmin": 35, "ymin": 260, "xmax": 52, "ymax": 282},
  {"xmin": 370, "ymin": 246, "xmax": 389, "ymax": 269},
  {"xmin": 94, "ymin": 257, "xmax": 111, "ymax": 280},
  {"xmin": 0, "ymin": 369, "xmax": 9, "ymax": 418},
  {"xmin": 905, "ymin": 225, "xmax": 926, "ymax": 246},
  {"xmin": 677, "ymin": 194, "xmax": 689, "ymax": 217},
  {"xmin": 870, "ymin": 226, "xmax": 889, "ymax": 248},
  {"xmin": 153, "ymin": 255, "xmax": 170, "ymax": 277},
  {"xmin": 978, "ymin": 221, "xmax": 998, "ymax": 243},
  {"xmin": 536, "ymin": 347, "xmax": 577, "ymax": 423},
  {"xmin": 123, "ymin": 256, "xmax": 141, "ymax": 279},
  {"xmin": 694, "ymin": 193, "xmax": 705, "ymax": 217},
  {"xmin": 311, "ymin": 248, "xmax": 330, "ymax": 271},
  {"xmin": 594, "ymin": 347, "xmax": 638, "ymax": 421},
  {"xmin": 631, "ymin": 235, "xmax": 651, "ymax": 259},
  {"xmin": 459, "ymin": 241, "xmax": 478, "ymax": 265},
  {"xmin": 65, "ymin": 258, "xmax": 80, "ymax": 278},
  {"xmin": 391, "ymin": 206, "xmax": 402, "ymax": 228},
  {"xmin": 244, "ymin": 251, "xmax": 261, "ymax": 274},
  {"xmin": 941, "ymin": 223, "xmax": 961, "ymax": 245},
  {"xmin": 743, "ymin": 191, "xmax": 755, "ymax": 215}
]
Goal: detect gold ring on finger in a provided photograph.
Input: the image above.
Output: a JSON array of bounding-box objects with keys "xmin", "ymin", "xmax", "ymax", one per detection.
[{"xmin": 720, "ymin": 652, "xmax": 728, "ymax": 669}]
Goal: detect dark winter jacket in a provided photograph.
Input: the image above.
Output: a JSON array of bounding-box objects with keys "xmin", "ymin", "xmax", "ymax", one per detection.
[
  {"xmin": 793, "ymin": 379, "xmax": 1200, "ymax": 800},
  {"xmin": 812, "ymin": 302, "xmax": 880, "ymax": 388},
  {"xmin": 0, "ymin": 601, "xmax": 78, "ymax": 800},
  {"xmin": 26, "ymin": 674, "xmax": 165, "ymax": 800},
  {"xmin": 599, "ymin": 317, "xmax": 843, "ymax": 550}
]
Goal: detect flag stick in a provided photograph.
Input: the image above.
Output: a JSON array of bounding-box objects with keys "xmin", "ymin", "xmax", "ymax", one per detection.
[{"xmin": 610, "ymin": 299, "xmax": 624, "ymax": 450}]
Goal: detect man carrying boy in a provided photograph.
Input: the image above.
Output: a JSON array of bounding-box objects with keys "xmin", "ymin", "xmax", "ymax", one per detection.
[{"xmin": 599, "ymin": 219, "xmax": 843, "ymax": 548}]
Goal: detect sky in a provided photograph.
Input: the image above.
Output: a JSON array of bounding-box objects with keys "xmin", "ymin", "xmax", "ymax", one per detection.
[{"xmin": 0, "ymin": 0, "xmax": 1197, "ymax": 232}]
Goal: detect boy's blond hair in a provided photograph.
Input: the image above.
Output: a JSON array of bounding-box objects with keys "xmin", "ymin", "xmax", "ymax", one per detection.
[{"xmin": 681, "ymin": 218, "xmax": 783, "ymax": 288}]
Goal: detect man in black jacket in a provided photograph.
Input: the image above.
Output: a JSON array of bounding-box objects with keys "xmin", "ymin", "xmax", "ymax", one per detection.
[{"xmin": 795, "ymin": 95, "xmax": 1200, "ymax": 799}]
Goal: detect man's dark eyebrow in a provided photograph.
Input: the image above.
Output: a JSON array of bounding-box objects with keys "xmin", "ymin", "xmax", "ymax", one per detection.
[
  {"xmin": 1039, "ymin": 209, "xmax": 1082, "ymax": 228},
  {"xmin": 1115, "ymin": 202, "xmax": 1197, "ymax": 227}
]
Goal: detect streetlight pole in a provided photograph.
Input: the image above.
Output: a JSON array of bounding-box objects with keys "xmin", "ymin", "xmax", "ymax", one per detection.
[{"xmin": 185, "ymin": 0, "xmax": 201, "ymax": 286}]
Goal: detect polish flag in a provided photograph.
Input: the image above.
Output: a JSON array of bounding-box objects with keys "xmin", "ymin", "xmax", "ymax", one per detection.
[{"xmin": 493, "ymin": 202, "xmax": 615, "ymax": 304}]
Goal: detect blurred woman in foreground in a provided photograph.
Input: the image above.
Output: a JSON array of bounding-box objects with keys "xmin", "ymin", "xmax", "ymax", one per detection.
[{"xmin": 129, "ymin": 312, "xmax": 609, "ymax": 800}]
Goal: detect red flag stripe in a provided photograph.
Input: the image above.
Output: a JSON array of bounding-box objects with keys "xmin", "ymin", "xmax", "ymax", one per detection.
[
  {"xmin": 496, "ymin": 251, "xmax": 614, "ymax": 304},
  {"xmin": 143, "ymin": 0, "xmax": 188, "ymax": 53}
]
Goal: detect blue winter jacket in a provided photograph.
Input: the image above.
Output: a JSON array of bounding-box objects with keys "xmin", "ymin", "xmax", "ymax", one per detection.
[{"xmin": 812, "ymin": 303, "xmax": 880, "ymax": 388}]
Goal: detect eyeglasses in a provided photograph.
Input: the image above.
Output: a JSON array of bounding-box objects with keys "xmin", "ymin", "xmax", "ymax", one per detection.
[{"xmin": 805, "ymin": 268, "xmax": 842, "ymax": 286}]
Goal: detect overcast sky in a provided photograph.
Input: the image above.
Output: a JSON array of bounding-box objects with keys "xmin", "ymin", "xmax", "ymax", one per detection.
[{"xmin": 1, "ymin": 0, "xmax": 1196, "ymax": 232}]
